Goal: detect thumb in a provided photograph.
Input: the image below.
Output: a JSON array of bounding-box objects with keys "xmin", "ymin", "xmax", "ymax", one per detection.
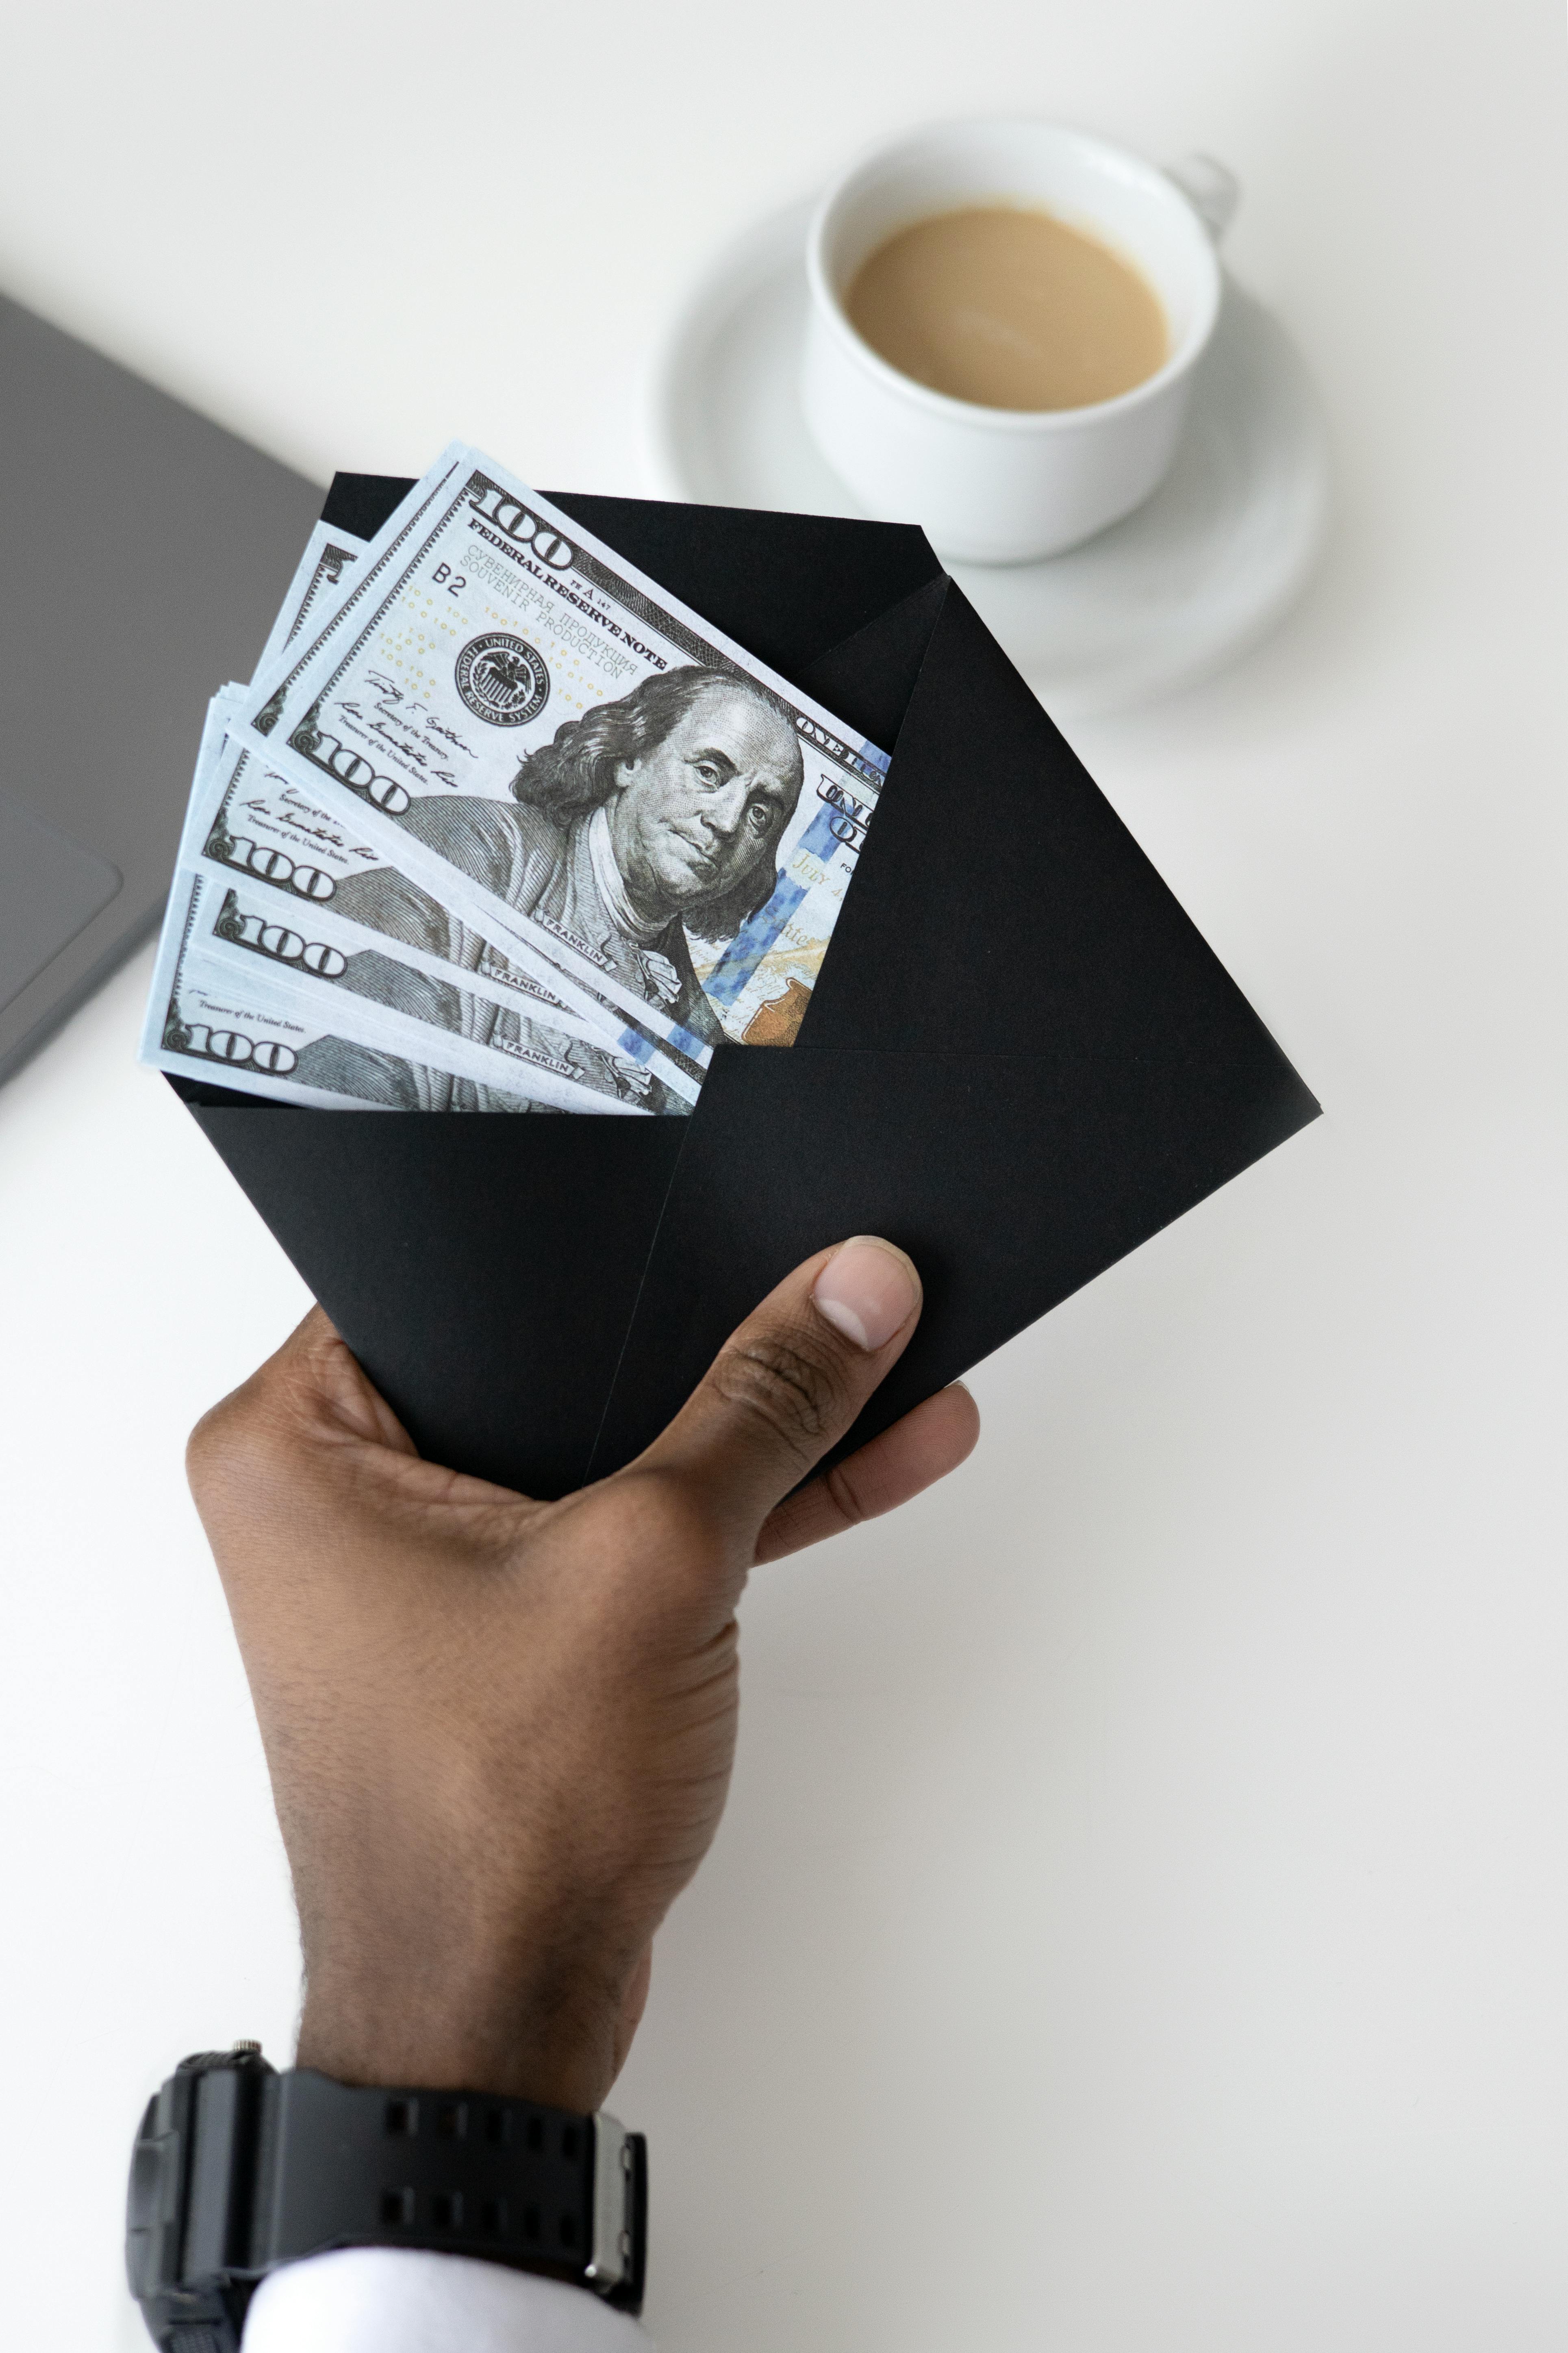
[{"xmin": 634, "ymin": 1236, "xmax": 923, "ymax": 1535}]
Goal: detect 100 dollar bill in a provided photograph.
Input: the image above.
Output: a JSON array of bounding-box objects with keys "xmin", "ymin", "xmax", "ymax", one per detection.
[
  {"xmin": 156, "ymin": 687, "xmax": 658, "ymax": 1114},
  {"xmin": 185, "ymin": 722, "xmax": 703, "ymax": 1107},
  {"xmin": 248, "ymin": 519, "xmax": 364, "ymax": 687},
  {"xmin": 194, "ymin": 866, "xmax": 660, "ymax": 1112},
  {"xmin": 141, "ymin": 867, "xmax": 648, "ymax": 1115},
  {"xmin": 241, "ymin": 446, "xmax": 888, "ymax": 1061}
]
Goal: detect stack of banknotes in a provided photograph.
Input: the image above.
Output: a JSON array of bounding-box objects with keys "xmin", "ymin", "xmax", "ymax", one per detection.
[{"xmin": 140, "ymin": 444, "xmax": 891, "ymax": 1116}]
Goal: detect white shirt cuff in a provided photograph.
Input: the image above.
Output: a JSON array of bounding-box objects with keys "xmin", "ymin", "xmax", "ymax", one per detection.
[{"xmin": 241, "ymin": 2247, "xmax": 652, "ymax": 2352}]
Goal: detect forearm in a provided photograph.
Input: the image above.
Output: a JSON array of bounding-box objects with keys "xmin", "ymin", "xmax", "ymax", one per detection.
[{"xmin": 169, "ymin": 1245, "xmax": 974, "ymax": 2353}]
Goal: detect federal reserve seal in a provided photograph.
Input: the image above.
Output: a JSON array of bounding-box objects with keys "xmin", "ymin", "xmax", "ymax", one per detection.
[{"xmin": 454, "ymin": 631, "xmax": 550, "ymax": 727}]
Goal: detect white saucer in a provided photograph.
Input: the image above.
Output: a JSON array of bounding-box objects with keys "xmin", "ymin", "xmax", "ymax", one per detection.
[{"xmin": 644, "ymin": 200, "xmax": 1329, "ymax": 719}]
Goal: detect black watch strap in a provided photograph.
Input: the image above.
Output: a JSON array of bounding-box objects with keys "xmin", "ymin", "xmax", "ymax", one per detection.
[{"xmin": 127, "ymin": 2046, "xmax": 647, "ymax": 2350}]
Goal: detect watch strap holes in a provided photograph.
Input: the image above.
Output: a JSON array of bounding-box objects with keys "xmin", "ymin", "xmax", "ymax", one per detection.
[
  {"xmin": 430, "ymin": 2190, "xmax": 465, "ymax": 2230},
  {"xmin": 380, "ymin": 2187, "xmax": 416, "ymax": 2226},
  {"xmin": 384, "ymin": 2097, "xmax": 419, "ymax": 2137}
]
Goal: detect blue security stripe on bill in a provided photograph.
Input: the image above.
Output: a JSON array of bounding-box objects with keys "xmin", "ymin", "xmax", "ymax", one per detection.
[
  {"xmin": 702, "ymin": 794, "xmax": 877, "ymax": 1015},
  {"xmin": 701, "ymin": 874, "xmax": 812, "ymax": 1012}
]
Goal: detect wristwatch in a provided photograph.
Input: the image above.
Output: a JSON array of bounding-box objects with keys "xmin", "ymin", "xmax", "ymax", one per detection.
[{"xmin": 126, "ymin": 2042, "xmax": 647, "ymax": 2350}]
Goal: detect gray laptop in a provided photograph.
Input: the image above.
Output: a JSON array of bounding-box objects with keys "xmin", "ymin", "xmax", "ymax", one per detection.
[{"xmin": 0, "ymin": 292, "xmax": 321, "ymax": 1086}]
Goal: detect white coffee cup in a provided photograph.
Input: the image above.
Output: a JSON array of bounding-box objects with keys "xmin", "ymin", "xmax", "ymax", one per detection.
[{"xmin": 802, "ymin": 119, "xmax": 1236, "ymax": 565}]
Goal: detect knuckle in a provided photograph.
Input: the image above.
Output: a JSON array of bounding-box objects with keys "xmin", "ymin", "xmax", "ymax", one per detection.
[
  {"xmin": 185, "ymin": 1391, "xmax": 245, "ymax": 1496},
  {"xmin": 823, "ymin": 1457, "xmax": 872, "ymax": 1531},
  {"xmin": 613, "ymin": 1470, "xmax": 733, "ymax": 1589},
  {"xmin": 710, "ymin": 1329, "xmax": 845, "ymax": 1463},
  {"xmin": 591, "ymin": 1469, "xmax": 723, "ymax": 1578},
  {"xmin": 185, "ymin": 1365, "xmax": 296, "ymax": 1505}
]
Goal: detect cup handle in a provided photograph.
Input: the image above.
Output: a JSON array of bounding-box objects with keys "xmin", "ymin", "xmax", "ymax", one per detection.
[{"xmin": 1163, "ymin": 153, "xmax": 1240, "ymax": 242}]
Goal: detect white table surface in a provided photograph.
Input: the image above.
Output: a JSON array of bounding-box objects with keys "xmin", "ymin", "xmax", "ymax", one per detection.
[{"xmin": 3, "ymin": 2, "xmax": 1566, "ymax": 2346}]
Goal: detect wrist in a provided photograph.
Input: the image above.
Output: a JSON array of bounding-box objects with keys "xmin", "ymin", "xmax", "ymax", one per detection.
[{"xmin": 297, "ymin": 1961, "xmax": 620, "ymax": 2113}]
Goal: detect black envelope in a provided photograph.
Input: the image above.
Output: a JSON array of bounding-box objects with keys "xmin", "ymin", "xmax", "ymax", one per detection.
[{"xmin": 172, "ymin": 474, "xmax": 1318, "ymax": 1498}]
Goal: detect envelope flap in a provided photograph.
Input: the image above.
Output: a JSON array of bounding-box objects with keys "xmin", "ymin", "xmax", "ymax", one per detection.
[
  {"xmin": 796, "ymin": 583, "xmax": 1296, "ymax": 1060},
  {"xmin": 795, "ymin": 574, "xmax": 951, "ymax": 752},
  {"xmin": 593, "ymin": 579, "xmax": 1320, "ymax": 1477},
  {"xmin": 590, "ymin": 1035, "xmax": 1318, "ymax": 1483}
]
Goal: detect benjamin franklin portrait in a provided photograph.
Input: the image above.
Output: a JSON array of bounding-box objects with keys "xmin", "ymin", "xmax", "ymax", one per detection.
[{"xmin": 293, "ymin": 665, "xmax": 805, "ymax": 1113}]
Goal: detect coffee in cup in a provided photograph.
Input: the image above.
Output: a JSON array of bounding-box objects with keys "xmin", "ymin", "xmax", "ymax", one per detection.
[
  {"xmin": 803, "ymin": 121, "xmax": 1234, "ymax": 564},
  {"xmin": 845, "ymin": 205, "xmax": 1169, "ymax": 414}
]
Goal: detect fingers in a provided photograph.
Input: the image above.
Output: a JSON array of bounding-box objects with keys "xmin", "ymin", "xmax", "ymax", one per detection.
[
  {"xmin": 634, "ymin": 1236, "xmax": 924, "ymax": 1537},
  {"xmin": 754, "ymin": 1382, "xmax": 980, "ymax": 1564},
  {"xmin": 187, "ymin": 1307, "xmax": 411, "ymax": 1493},
  {"xmin": 267, "ymin": 1308, "xmax": 419, "ymax": 1456},
  {"xmin": 185, "ymin": 1308, "xmax": 431, "ymax": 1582}
]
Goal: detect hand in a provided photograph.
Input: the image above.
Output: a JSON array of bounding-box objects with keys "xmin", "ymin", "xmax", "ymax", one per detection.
[{"xmin": 187, "ymin": 1237, "xmax": 977, "ymax": 2114}]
